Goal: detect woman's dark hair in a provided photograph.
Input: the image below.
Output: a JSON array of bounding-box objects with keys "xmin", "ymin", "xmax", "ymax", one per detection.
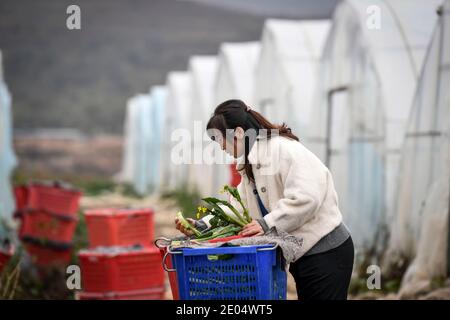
[{"xmin": 206, "ymin": 99, "xmax": 299, "ymax": 182}]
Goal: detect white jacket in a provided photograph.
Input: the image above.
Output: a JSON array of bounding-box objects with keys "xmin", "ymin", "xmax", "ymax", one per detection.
[{"xmin": 205, "ymin": 134, "xmax": 343, "ymax": 258}]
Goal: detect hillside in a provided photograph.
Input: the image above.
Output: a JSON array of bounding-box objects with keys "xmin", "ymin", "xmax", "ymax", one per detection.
[{"xmin": 0, "ymin": 0, "xmax": 335, "ymax": 134}]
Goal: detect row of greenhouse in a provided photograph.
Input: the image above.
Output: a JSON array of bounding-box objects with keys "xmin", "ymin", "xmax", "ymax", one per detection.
[
  {"xmin": 118, "ymin": 0, "xmax": 450, "ymax": 294},
  {"xmin": 0, "ymin": 0, "xmax": 448, "ymax": 296},
  {"xmin": 118, "ymin": 21, "xmax": 330, "ymax": 196}
]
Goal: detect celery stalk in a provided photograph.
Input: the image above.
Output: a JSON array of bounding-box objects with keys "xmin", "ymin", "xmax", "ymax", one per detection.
[{"xmin": 176, "ymin": 211, "xmax": 201, "ymax": 237}]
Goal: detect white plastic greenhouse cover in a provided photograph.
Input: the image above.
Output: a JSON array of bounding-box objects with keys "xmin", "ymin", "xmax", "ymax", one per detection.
[
  {"xmin": 150, "ymin": 86, "xmax": 167, "ymax": 194},
  {"xmin": 385, "ymin": 0, "xmax": 450, "ymax": 296},
  {"xmin": 160, "ymin": 71, "xmax": 193, "ymax": 191},
  {"xmin": 215, "ymin": 42, "xmax": 261, "ymax": 106},
  {"xmin": 213, "ymin": 42, "xmax": 260, "ymax": 197},
  {"xmin": 118, "ymin": 94, "xmax": 153, "ymax": 195},
  {"xmin": 254, "ymin": 19, "xmax": 330, "ymax": 138},
  {"xmin": 0, "ymin": 50, "xmax": 17, "ymax": 236},
  {"xmin": 187, "ymin": 56, "xmax": 219, "ymax": 196},
  {"xmin": 307, "ymin": 0, "xmax": 442, "ymax": 253}
]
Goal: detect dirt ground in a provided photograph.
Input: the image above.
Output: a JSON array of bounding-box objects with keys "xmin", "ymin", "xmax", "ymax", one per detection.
[{"xmin": 14, "ymin": 135, "xmax": 123, "ymax": 177}]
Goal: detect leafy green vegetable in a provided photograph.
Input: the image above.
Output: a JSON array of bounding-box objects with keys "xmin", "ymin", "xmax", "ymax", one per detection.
[
  {"xmin": 175, "ymin": 185, "xmax": 252, "ymax": 242},
  {"xmin": 195, "ymin": 225, "xmax": 242, "ymax": 242},
  {"xmin": 223, "ymin": 185, "xmax": 251, "ymax": 223},
  {"xmin": 208, "ymin": 215, "xmax": 226, "ymax": 228},
  {"xmin": 202, "ymin": 198, "xmax": 247, "ymax": 227}
]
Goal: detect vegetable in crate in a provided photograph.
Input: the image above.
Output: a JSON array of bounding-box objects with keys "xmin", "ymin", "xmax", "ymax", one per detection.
[
  {"xmin": 175, "ymin": 185, "xmax": 251, "ymax": 241},
  {"xmin": 176, "ymin": 211, "xmax": 201, "ymax": 238},
  {"xmin": 221, "ymin": 185, "xmax": 251, "ymax": 222}
]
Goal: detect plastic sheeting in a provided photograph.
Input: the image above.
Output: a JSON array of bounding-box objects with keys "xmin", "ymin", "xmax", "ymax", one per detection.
[
  {"xmin": 307, "ymin": 0, "xmax": 442, "ymax": 253},
  {"xmin": 215, "ymin": 42, "xmax": 260, "ymax": 106},
  {"xmin": 187, "ymin": 56, "xmax": 219, "ymax": 197},
  {"xmin": 213, "ymin": 42, "xmax": 260, "ymax": 197},
  {"xmin": 0, "ymin": 50, "xmax": 17, "ymax": 237},
  {"xmin": 150, "ymin": 86, "xmax": 167, "ymax": 194},
  {"xmin": 117, "ymin": 94, "xmax": 154, "ymax": 195},
  {"xmin": 385, "ymin": 0, "xmax": 450, "ymax": 295},
  {"xmin": 254, "ymin": 19, "xmax": 330, "ymax": 138},
  {"xmin": 160, "ymin": 71, "xmax": 193, "ymax": 191}
]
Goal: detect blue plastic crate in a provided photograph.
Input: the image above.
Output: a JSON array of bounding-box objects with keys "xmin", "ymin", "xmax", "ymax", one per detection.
[{"xmin": 170, "ymin": 245, "xmax": 286, "ymax": 300}]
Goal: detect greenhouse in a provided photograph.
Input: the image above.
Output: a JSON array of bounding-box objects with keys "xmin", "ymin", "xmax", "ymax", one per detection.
[
  {"xmin": 187, "ymin": 56, "xmax": 219, "ymax": 197},
  {"xmin": 213, "ymin": 42, "xmax": 261, "ymax": 196},
  {"xmin": 0, "ymin": 51, "xmax": 16, "ymax": 238},
  {"xmin": 254, "ymin": 19, "xmax": 330, "ymax": 137},
  {"xmin": 385, "ymin": 0, "xmax": 450, "ymax": 297},
  {"xmin": 117, "ymin": 94, "xmax": 154, "ymax": 195},
  {"xmin": 215, "ymin": 42, "xmax": 261, "ymax": 106},
  {"xmin": 150, "ymin": 86, "xmax": 167, "ymax": 194},
  {"xmin": 307, "ymin": 0, "xmax": 442, "ymax": 253},
  {"xmin": 160, "ymin": 71, "xmax": 193, "ymax": 192}
]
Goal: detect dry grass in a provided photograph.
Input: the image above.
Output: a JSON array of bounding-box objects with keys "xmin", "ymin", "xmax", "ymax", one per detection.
[{"xmin": 0, "ymin": 258, "xmax": 21, "ymax": 300}]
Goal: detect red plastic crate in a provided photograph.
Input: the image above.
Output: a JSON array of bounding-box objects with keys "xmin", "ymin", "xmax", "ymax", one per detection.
[
  {"xmin": 25, "ymin": 242, "xmax": 72, "ymax": 267},
  {"xmin": 27, "ymin": 184, "xmax": 81, "ymax": 217},
  {"xmin": 158, "ymin": 246, "xmax": 179, "ymax": 300},
  {"xmin": 14, "ymin": 186, "xmax": 29, "ymax": 213},
  {"xmin": 79, "ymin": 245, "xmax": 164, "ymax": 292},
  {"xmin": 19, "ymin": 210, "xmax": 78, "ymax": 243},
  {"xmin": 84, "ymin": 208, "xmax": 154, "ymax": 248},
  {"xmin": 76, "ymin": 286, "xmax": 165, "ymax": 300}
]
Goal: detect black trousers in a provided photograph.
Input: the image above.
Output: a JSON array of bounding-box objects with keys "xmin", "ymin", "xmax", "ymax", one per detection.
[{"xmin": 289, "ymin": 236, "xmax": 354, "ymax": 300}]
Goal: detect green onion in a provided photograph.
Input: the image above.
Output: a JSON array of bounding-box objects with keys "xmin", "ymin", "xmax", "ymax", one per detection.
[
  {"xmin": 224, "ymin": 185, "xmax": 251, "ymax": 223},
  {"xmin": 176, "ymin": 211, "xmax": 201, "ymax": 238},
  {"xmin": 202, "ymin": 197, "xmax": 247, "ymax": 227}
]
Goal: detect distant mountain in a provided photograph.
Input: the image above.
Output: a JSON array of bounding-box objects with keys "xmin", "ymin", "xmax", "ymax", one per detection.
[{"xmin": 0, "ymin": 0, "xmax": 335, "ymax": 134}]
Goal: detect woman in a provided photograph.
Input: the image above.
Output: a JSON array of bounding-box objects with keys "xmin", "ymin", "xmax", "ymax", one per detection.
[{"xmin": 175, "ymin": 99, "xmax": 354, "ymax": 300}]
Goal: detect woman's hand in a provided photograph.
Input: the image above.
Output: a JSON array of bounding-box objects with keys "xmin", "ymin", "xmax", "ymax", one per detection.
[
  {"xmin": 175, "ymin": 217, "xmax": 196, "ymax": 236},
  {"xmin": 239, "ymin": 220, "xmax": 264, "ymax": 237}
]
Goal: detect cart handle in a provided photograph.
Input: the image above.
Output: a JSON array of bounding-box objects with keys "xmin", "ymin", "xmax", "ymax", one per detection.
[
  {"xmin": 154, "ymin": 237, "xmax": 171, "ymax": 249},
  {"xmin": 162, "ymin": 250, "xmax": 179, "ymax": 272}
]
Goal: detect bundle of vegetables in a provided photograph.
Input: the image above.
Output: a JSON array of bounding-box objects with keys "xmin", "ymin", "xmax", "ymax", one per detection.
[{"xmin": 176, "ymin": 185, "xmax": 252, "ymax": 242}]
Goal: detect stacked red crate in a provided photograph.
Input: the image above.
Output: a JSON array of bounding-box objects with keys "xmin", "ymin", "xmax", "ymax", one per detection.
[
  {"xmin": 14, "ymin": 182, "xmax": 81, "ymax": 267},
  {"xmin": 19, "ymin": 210, "xmax": 77, "ymax": 243},
  {"xmin": 78, "ymin": 245, "xmax": 164, "ymax": 297},
  {"xmin": 26, "ymin": 184, "xmax": 81, "ymax": 217},
  {"xmin": 77, "ymin": 208, "xmax": 164, "ymax": 300},
  {"xmin": 84, "ymin": 208, "xmax": 154, "ymax": 248},
  {"xmin": 24, "ymin": 241, "xmax": 73, "ymax": 266}
]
